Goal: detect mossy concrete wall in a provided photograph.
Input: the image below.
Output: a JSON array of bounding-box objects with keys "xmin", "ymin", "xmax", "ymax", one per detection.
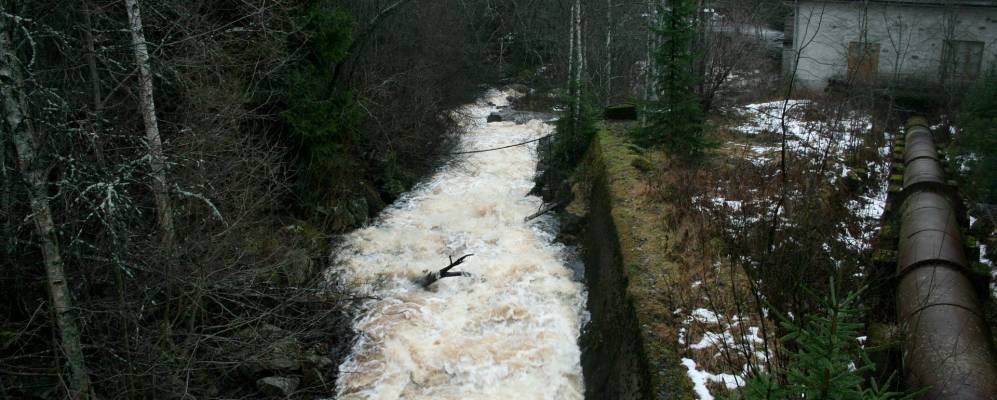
[
  {"xmin": 574, "ymin": 127, "xmax": 693, "ymax": 400},
  {"xmin": 578, "ymin": 132, "xmax": 652, "ymax": 400}
]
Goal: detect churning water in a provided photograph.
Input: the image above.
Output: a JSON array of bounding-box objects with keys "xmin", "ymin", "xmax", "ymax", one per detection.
[{"xmin": 333, "ymin": 89, "xmax": 587, "ymax": 400}]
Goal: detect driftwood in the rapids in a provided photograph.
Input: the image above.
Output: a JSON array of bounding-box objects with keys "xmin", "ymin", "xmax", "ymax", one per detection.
[
  {"xmin": 421, "ymin": 254, "xmax": 474, "ymax": 288},
  {"xmin": 524, "ymin": 202, "xmax": 563, "ymax": 222}
]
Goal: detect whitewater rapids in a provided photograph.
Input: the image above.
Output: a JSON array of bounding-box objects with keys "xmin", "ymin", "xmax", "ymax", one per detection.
[{"xmin": 333, "ymin": 89, "xmax": 587, "ymax": 400}]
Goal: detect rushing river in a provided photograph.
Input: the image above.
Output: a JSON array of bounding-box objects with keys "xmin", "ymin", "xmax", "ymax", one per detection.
[{"xmin": 333, "ymin": 89, "xmax": 588, "ymax": 400}]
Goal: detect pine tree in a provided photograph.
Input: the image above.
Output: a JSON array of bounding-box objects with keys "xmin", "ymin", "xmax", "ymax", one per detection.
[
  {"xmin": 952, "ymin": 66, "xmax": 997, "ymax": 204},
  {"xmin": 637, "ymin": 0, "xmax": 707, "ymax": 158},
  {"xmin": 741, "ymin": 284, "xmax": 913, "ymax": 400}
]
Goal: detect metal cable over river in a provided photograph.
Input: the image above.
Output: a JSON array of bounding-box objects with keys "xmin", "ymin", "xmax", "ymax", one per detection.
[{"xmin": 330, "ymin": 89, "xmax": 588, "ymax": 400}]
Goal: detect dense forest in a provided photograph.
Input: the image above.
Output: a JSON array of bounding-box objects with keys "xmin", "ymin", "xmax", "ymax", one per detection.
[
  {"xmin": 0, "ymin": 0, "xmax": 539, "ymax": 397},
  {"xmin": 3, "ymin": 0, "xmax": 996, "ymax": 399}
]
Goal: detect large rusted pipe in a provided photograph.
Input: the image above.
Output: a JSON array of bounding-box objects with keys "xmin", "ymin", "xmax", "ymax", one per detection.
[{"xmin": 896, "ymin": 119, "xmax": 997, "ymax": 399}]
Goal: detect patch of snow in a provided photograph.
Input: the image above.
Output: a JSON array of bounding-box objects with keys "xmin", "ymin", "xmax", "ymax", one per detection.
[
  {"xmin": 979, "ymin": 243, "xmax": 996, "ymax": 298},
  {"xmin": 692, "ymin": 308, "xmax": 722, "ymax": 324},
  {"xmin": 691, "ymin": 331, "xmax": 731, "ymax": 350},
  {"xmin": 710, "ymin": 197, "xmax": 743, "ymax": 211},
  {"xmin": 683, "ymin": 358, "xmax": 717, "ymax": 400},
  {"xmin": 682, "ymin": 358, "xmax": 744, "ymax": 400},
  {"xmin": 678, "ymin": 307, "xmax": 770, "ymax": 398},
  {"xmin": 732, "ymin": 100, "xmax": 871, "ymax": 163}
]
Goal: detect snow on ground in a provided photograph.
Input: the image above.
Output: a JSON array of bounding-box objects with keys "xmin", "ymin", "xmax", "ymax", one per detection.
[
  {"xmin": 725, "ymin": 100, "xmax": 889, "ymax": 253},
  {"xmin": 984, "ymin": 243, "xmax": 997, "ymax": 298},
  {"xmin": 734, "ymin": 100, "xmax": 812, "ymax": 136},
  {"xmin": 682, "ymin": 358, "xmax": 742, "ymax": 400},
  {"xmin": 729, "ymin": 100, "xmax": 873, "ymax": 164},
  {"xmin": 678, "ymin": 307, "xmax": 769, "ymax": 399},
  {"xmin": 678, "ymin": 100, "xmax": 891, "ymax": 399}
]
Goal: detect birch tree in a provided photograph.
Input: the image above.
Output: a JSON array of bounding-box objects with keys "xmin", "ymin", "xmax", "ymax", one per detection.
[
  {"xmin": 0, "ymin": 13, "xmax": 93, "ymax": 399},
  {"xmin": 124, "ymin": 0, "xmax": 175, "ymax": 249},
  {"xmin": 571, "ymin": 0, "xmax": 583, "ymax": 131}
]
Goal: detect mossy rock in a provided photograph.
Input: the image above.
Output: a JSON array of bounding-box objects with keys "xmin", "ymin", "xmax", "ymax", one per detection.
[
  {"xmin": 631, "ymin": 157, "xmax": 654, "ymax": 173},
  {"xmin": 604, "ymin": 103, "xmax": 637, "ymax": 120},
  {"xmin": 362, "ymin": 182, "xmax": 387, "ymax": 215},
  {"xmin": 277, "ymin": 249, "xmax": 314, "ymax": 287}
]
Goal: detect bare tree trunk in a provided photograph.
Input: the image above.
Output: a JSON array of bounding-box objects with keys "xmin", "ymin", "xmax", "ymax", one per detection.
[
  {"xmin": 605, "ymin": 0, "xmax": 613, "ymax": 106},
  {"xmin": 83, "ymin": 1, "xmax": 102, "ymax": 112},
  {"xmin": 642, "ymin": 1, "xmax": 655, "ymax": 122},
  {"xmin": 0, "ymin": 89, "xmax": 10, "ymax": 255},
  {"xmin": 81, "ymin": 1, "xmax": 109, "ymax": 170},
  {"xmin": 124, "ymin": 0, "xmax": 176, "ymax": 249},
  {"xmin": 0, "ymin": 18, "xmax": 93, "ymax": 400},
  {"xmin": 577, "ymin": 2, "xmax": 585, "ymax": 82},
  {"xmin": 567, "ymin": 2, "xmax": 576, "ymax": 90},
  {"xmin": 572, "ymin": 0, "xmax": 583, "ymax": 130}
]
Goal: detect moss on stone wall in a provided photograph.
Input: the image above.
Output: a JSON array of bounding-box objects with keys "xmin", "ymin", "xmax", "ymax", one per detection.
[{"xmin": 573, "ymin": 125, "xmax": 694, "ymax": 399}]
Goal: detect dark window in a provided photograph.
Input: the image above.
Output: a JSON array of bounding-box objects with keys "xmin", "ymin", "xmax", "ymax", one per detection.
[{"xmin": 942, "ymin": 40, "xmax": 984, "ymax": 82}]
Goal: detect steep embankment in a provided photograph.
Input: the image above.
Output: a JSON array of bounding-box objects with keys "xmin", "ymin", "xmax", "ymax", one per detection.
[{"xmin": 572, "ymin": 125, "xmax": 694, "ymax": 400}]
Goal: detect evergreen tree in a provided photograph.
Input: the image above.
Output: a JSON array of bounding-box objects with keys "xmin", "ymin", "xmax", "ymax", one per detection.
[
  {"xmin": 741, "ymin": 284, "xmax": 913, "ymax": 400},
  {"xmin": 952, "ymin": 66, "xmax": 997, "ymax": 204},
  {"xmin": 636, "ymin": 0, "xmax": 708, "ymax": 157}
]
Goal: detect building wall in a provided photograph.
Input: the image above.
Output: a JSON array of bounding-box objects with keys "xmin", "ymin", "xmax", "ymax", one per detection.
[{"xmin": 787, "ymin": 2, "xmax": 997, "ymax": 89}]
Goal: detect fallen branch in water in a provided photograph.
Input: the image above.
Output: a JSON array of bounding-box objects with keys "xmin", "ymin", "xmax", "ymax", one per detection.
[
  {"xmin": 421, "ymin": 254, "xmax": 474, "ymax": 288},
  {"xmin": 524, "ymin": 202, "xmax": 562, "ymax": 222}
]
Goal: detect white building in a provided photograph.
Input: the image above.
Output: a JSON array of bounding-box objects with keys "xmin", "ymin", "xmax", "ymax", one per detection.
[{"xmin": 784, "ymin": 0, "xmax": 997, "ymax": 90}]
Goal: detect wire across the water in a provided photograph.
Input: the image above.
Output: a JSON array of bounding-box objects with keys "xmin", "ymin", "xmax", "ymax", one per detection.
[{"xmin": 446, "ymin": 134, "xmax": 551, "ymax": 155}]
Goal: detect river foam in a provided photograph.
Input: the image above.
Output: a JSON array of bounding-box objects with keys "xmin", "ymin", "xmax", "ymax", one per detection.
[{"xmin": 333, "ymin": 89, "xmax": 586, "ymax": 400}]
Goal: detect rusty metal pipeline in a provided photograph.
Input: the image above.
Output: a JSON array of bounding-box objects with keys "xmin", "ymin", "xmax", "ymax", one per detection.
[{"xmin": 896, "ymin": 119, "xmax": 997, "ymax": 399}]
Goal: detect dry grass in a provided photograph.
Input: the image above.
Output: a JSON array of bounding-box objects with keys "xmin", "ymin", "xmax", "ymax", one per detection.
[{"xmin": 577, "ymin": 92, "xmax": 892, "ymax": 397}]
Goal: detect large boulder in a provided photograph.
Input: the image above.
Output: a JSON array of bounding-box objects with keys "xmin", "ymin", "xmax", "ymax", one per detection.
[
  {"xmin": 257, "ymin": 376, "xmax": 300, "ymax": 398},
  {"xmin": 507, "ymin": 83, "xmax": 530, "ymax": 95},
  {"xmin": 487, "ymin": 113, "xmax": 503, "ymax": 123},
  {"xmin": 238, "ymin": 324, "xmax": 303, "ymax": 375},
  {"xmin": 302, "ymin": 351, "xmax": 334, "ymax": 386},
  {"xmin": 278, "ymin": 249, "xmax": 313, "ymax": 287}
]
